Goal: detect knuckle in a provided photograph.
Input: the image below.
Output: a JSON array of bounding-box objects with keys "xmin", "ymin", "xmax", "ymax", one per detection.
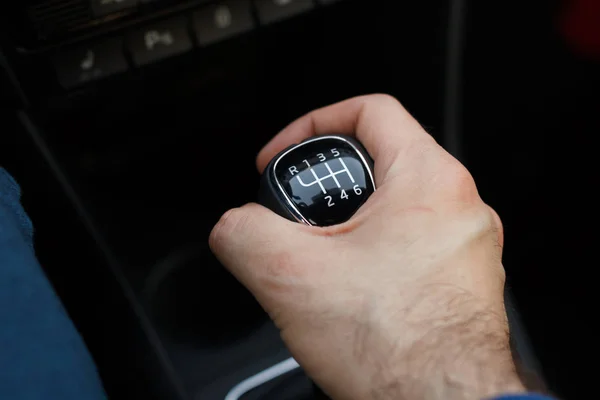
[
  {"xmin": 496, "ymin": 263, "xmax": 507, "ymax": 284},
  {"xmin": 445, "ymin": 162, "xmax": 476, "ymax": 188},
  {"xmin": 449, "ymin": 203, "xmax": 498, "ymax": 244},
  {"xmin": 486, "ymin": 205, "xmax": 505, "ymax": 249},
  {"xmin": 439, "ymin": 161, "xmax": 479, "ymax": 202},
  {"xmin": 367, "ymin": 93, "xmax": 402, "ymax": 108},
  {"xmin": 487, "ymin": 205, "xmax": 503, "ymax": 232},
  {"xmin": 487, "ymin": 206, "xmax": 504, "ymax": 229},
  {"xmin": 471, "ymin": 203, "xmax": 498, "ymax": 231},
  {"xmin": 208, "ymin": 207, "xmax": 244, "ymax": 252},
  {"xmin": 469, "ymin": 205, "xmax": 505, "ymax": 255}
]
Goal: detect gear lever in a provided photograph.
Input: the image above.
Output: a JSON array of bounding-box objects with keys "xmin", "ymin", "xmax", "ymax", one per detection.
[
  {"xmin": 258, "ymin": 135, "xmax": 376, "ymax": 399},
  {"xmin": 259, "ymin": 135, "xmax": 376, "ymax": 226}
]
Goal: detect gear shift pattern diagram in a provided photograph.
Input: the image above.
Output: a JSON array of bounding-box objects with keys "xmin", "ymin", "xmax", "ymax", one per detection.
[{"xmin": 259, "ymin": 135, "xmax": 376, "ymax": 227}]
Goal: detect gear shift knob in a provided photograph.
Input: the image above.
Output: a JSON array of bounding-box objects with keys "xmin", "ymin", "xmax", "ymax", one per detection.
[{"xmin": 259, "ymin": 135, "xmax": 376, "ymax": 226}]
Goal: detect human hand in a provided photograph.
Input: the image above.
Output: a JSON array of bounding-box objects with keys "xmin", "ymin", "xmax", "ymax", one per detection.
[{"xmin": 209, "ymin": 95, "xmax": 526, "ymax": 400}]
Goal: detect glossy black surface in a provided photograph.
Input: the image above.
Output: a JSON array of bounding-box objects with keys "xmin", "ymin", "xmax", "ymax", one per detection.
[{"xmin": 272, "ymin": 136, "xmax": 375, "ymax": 226}]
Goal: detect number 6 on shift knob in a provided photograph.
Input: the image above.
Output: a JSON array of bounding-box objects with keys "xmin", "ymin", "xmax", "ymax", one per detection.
[{"xmin": 258, "ymin": 135, "xmax": 376, "ymax": 227}]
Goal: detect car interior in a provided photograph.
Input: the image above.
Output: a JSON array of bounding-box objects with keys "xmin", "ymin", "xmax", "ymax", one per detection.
[{"xmin": 0, "ymin": 0, "xmax": 597, "ymax": 399}]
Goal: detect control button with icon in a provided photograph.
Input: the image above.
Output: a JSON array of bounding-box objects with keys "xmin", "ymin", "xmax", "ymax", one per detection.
[
  {"xmin": 144, "ymin": 30, "xmax": 175, "ymax": 50},
  {"xmin": 193, "ymin": 0, "xmax": 255, "ymax": 46},
  {"xmin": 214, "ymin": 6, "xmax": 233, "ymax": 29},
  {"xmin": 127, "ymin": 16, "xmax": 193, "ymax": 66},
  {"xmin": 53, "ymin": 37, "xmax": 128, "ymax": 89},
  {"xmin": 80, "ymin": 50, "xmax": 95, "ymax": 71}
]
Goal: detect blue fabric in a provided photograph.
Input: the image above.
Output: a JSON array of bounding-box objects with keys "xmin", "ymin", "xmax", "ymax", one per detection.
[
  {"xmin": 0, "ymin": 168, "xmax": 107, "ymax": 399},
  {"xmin": 489, "ymin": 394, "xmax": 558, "ymax": 400}
]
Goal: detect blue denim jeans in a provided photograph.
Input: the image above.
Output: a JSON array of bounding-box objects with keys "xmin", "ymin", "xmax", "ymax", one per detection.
[{"xmin": 0, "ymin": 168, "xmax": 106, "ymax": 400}]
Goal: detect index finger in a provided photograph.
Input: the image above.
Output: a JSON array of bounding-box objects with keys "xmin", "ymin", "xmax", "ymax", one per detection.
[{"xmin": 256, "ymin": 94, "xmax": 435, "ymax": 180}]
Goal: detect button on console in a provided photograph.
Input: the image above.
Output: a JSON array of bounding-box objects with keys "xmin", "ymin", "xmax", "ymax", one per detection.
[
  {"xmin": 193, "ymin": 0, "xmax": 255, "ymax": 46},
  {"xmin": 127, "ymin": 16, "xmax": 193, "ymax": 66},
  {"xmin": 254, "ymin": 0, "xmax": 314, "ymax": 25},
  {"xmin": 91, "ymin": 0, "xmax": 138, "ymax": 17},
  {"xmin": 53, "ymin": 37, "xmax": 128, "ymax": 89}
]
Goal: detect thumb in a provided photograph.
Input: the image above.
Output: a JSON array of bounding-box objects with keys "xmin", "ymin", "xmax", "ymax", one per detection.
[{"xmin": 209, "ymin": 203, "xmax": 316, "ymax": 302}]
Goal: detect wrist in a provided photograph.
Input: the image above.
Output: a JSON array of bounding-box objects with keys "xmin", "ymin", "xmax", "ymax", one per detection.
[
  {"xmin": 389, "ymin": 334, "xmax": 525, "ymax": 400},
  {"xmin": 369, "ymin": 295, "xmax": 526, "ymax": 400}
]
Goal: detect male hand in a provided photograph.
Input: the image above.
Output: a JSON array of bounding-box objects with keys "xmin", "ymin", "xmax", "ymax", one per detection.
[{"xmin": 209, "ymin": 95, "xmax": 526, "ymax": 400}]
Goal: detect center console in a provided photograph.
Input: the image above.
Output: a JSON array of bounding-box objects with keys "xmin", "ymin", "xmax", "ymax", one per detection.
[{"xmin": 0, "ymin": 1, "xmax": 542, "ymax": 399}]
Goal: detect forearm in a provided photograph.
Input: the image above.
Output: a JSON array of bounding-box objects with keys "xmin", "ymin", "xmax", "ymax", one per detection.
[
  {"xmin": 396, "ymin": 321, "xmax": 525, "ymax": 400},
  {"xmin": 366, "ymin": 289, "xmax": 527, "ymax": 400}
]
